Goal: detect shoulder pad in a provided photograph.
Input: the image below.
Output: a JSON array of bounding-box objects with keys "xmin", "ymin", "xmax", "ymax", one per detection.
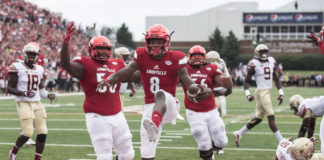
[
  {"xmin": 179, "ymin": 57, "xmax": 188, "ymax": 65},
  {"xmin": 8, "ymin": 63, "xmax": 18, "ymax": 73},
  {"xmin": 247, "ymin": 60, "xmax": 256, "ymax": 70}
]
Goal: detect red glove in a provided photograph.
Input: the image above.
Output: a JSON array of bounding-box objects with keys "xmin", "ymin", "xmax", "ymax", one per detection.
[
  {"xmin": 277, "ymin": 95, "xmax": 284, "ymax": 105},
  {"xmin": 247, "ymin": 95, "xmax": 255, "ymax": 102},
  {"xmin": 23, "ymin": 90, "xmax": 35, "ymax": 97},
  {"xmin": 62, "ymin": 22, "xmax": 77, "ymax": 44},
  {"xmin": 307, "ymin": 31, "xmax": 319, "ymax": 46}
]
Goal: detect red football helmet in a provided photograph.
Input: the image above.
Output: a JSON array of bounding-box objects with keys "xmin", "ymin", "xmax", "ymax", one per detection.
[
  {"xmin": 145, "ymin": 24, "xmax": 170, "ymax": 56},
  {"xmin": 88, "ymin": 36, "xmax": 112, "ymax": 61},
  {"xmin": 188, "ymin": 45, "xmax": 206, "ymax": 65}
]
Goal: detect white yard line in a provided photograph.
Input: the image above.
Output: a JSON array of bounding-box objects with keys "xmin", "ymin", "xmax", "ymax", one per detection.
[{"xmin": 0, "ymin": 142, "xmax": 278, "ymax": 152}]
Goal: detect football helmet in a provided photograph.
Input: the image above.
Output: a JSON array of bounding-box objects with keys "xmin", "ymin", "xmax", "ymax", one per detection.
[
  {"xmin": 290, "ymin": 138, "xmax": 315, "ymax": 160},
  {"xmin": 188, "ymin": 45, "xmax": 206, "ymax": 65},
  {"xmin": 255, "ymin": 44, "xmax": 269, "ymax": 61},
  {"xmin": 88, "ymin": 36, "xmax": 112, "ymax": 61},
  {"xmin": 22, "ymin": 42, "xmax": 40, "ymax": 64},
  {"xmin": 145, "ymin": 24, "xmax": 170, "ymax": 56},
  {"xmin": 115, "ymin": 47, "xmax": 131, "ymax": 63},
  {"xmin": 206, "ymin": 51, "xmax": 220, "ymax": 63},
  {"xmin": 289, "ymin": 94, "xmax": 304, "ymax": 115},
  {"xmin": 115, "ymin": 47, "xmax": 130, "ymax": 56}
]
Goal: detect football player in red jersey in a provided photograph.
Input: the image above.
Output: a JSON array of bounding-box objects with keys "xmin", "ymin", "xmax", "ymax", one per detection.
[
  {"xmin": 60, "ymin": 22, "xmax": 135, "ymax": 160},
  {"xmin": 308, "ymin": 26, "xmax": 324, "ymax": 55},
  {"xmin": 182, "ymin": 45, "xmax": 232, "ymax": 160},
  {"xmin": 97, "ymin": 24, "xmax": 212, "ymax": 160}
]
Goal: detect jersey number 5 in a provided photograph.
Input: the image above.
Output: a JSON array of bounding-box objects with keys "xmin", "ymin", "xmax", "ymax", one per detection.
[{"xmin": 96, "ymin": 73, "xmax": 117, "ymax": 93}]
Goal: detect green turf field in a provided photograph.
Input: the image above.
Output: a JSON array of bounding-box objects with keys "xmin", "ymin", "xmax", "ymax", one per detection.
[{"xmin": 0, "ymin": 87, "xmax": 323, "ymax": 160}]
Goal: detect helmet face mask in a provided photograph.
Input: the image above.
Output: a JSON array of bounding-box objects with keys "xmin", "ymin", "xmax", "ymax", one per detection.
[
  {"xmin": 89, "ymin": 36, "xmax": 112, "ymax": 61},
  {"xmin": 189, "ymin": 45, "xmax": 206, "ymax": 65},
  {"xmin": 145, "ymin": 24, "xmax": 170, "ymax": 56},
  {"xmin": 255, "ymin": 44, "xmax": 269, "ymax": 61}
]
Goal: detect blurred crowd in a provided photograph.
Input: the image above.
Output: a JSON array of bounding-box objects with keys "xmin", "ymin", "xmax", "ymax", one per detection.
[{"xmin": 0, "ymin": 0, "xmax": 95, "ymax": 94}]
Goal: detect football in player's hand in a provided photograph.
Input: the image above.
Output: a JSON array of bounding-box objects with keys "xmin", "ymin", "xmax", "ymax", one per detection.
[{"xmin": 187, "ymin": 84, "xmax": 201, "ymax": 98}]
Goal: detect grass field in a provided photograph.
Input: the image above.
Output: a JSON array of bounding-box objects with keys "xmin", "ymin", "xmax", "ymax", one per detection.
[{"xmin": 0, "ymin": 87, "xmax": 323, "ymax": 160}]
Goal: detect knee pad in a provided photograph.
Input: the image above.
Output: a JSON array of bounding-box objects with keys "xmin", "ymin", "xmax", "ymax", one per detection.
[
  {"xmin": 96, "ymin": 153, "xmax": 113, "ymax": 160},
  {"xmin": 21, "ymin": 118, "xmax": 33, "ymax": 137},
  {"xmin": 93, "ymin": 135, "xmax": 113, "ymax": 159},
  {"xmin": 199, "ymin": 149, "xmax": 213, "ymax": 160},
  {"xmin": 114, "ymin": 136, "xmax": 134, "ymax": 160},
  {"xmin": 193, "ymin": 129, "xmax": 211, "ymax": 151},
  {"xmin": 247, "ymin": 118, "xmax": 262, "ymax": 129},
  {"xmin": 36, "ymin": 134, "xmax": 47, "ymax": 143}
]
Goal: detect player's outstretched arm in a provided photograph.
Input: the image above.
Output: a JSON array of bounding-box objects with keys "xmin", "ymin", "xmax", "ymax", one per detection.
[
  {"xmin": 273, "ymin": 67, "xmax": 284, "ymax": 105},
  {"xmin": 97, "ymin": 61, "xmax": 139, "ymax": 91},
  {"xmin": 243, "ymin": 68, "xmax": 255, "ymax": 102},
  {"xmin": 298, "ymin": 117, "xmax": 310, "ymax": 138},
  {"xmin": 60, "ymin": 22, "xmax": 83, "ymax": 79}
]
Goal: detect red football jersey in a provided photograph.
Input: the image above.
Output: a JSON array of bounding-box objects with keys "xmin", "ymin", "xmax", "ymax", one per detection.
[
  {"xmin": 133, "ymin": 47, "xmax": 187, "ymax": 104},
  {"xmin": 183, "ymin": 63, "xmax": 221, "ymax": 112},
  {"xmin": 73, "ymin": 56, "xmax": 126, "ymax": 115}
]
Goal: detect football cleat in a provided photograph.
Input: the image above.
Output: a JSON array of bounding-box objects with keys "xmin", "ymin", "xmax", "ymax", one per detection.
[
  {"xmin": 216, "ymin": 149, "xmax": 224, "ymax": 155},
  {"xmin": 24, "ymin": 138, "xmax": 36, "ymax": 146},
  {"xmin": 233, "ymin": 131, "xmax": 241, "ymax": 147},
  {"xmin": 143, "ymin": 118, "xmax": 158, "ymax": 142},
  {"xmin": 176, "ymin": 114, "xmax": 184, "ymax": 120},
  {"xmin": 9, "ymin": 150, "xmax": 16, "ymax": 160}
]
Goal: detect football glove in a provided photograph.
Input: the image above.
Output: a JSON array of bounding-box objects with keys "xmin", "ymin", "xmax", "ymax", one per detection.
[
  {"xmin": 23, "ymin": 90, "xmax": 35, "ymax": 97},
  {"xmin": 62, "ymin": 22, "xmax": 77, "ymax": 44}
]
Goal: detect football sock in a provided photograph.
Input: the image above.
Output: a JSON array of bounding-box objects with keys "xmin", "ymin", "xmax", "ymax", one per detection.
[
  {"xmin": 152, "ymin": 111, "xmax": 162, "ymax": 128},
  {"xmin": 11, "ymin": 145, "xmax": 19, "ymax": 154},
  {"xmin": 35, "ymin": 153, "xmax": 42, "ymax": 160},
  {"xmin": 274, "ymin": 130, "xmax": 283, "ymax": 142},
  {"xmin": 238, "ymin": 126, "xmax": 249, "ymax": 135}
]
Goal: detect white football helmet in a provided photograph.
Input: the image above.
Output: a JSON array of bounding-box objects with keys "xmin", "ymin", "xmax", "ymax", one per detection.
[
  {"xmin": 22, "ymin": 42, "xmax": 40, "ymax": 64},
  {"xmin": 206, "ymin": 51, "xmax": 220, "ymax": 63},
  {"xmin": 291, "ymin": 138, "xmax": 315, "ymax": 160},
  {"xmin": 289, "ymin": 94, "xmax": 304, "ymax": 115},
  {"xmin": 255, "ymin": 44, "xmax": 269, "ymax": 61},
  {"xmin": 115, "ymin": 47, "xmax": 130, "ymax": 56},
  {"xmin": 309, "ymin": 153, "xmax": 324, "ymax": 160}
]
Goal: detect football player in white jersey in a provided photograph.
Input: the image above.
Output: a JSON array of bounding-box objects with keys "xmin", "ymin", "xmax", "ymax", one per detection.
[
  {"xmin": 233, "ymin": 44, "xmax": 284, "ymax": 147},
  {"xmin": 206, "ymin": 50, "xmax": 231, "ymax": 116},
  {"xmin": 276, "ymin": 137, "xmax": 317, "ymax": 160},
  {"xmin": 7, "ymin": 42, "xmax": 56, "ymax": 160},
  {"xmin": 290, "ymin": 94, "xmax": 324, "ymax": 154}
]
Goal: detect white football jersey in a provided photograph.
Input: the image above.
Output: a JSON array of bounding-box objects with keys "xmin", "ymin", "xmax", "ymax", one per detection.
[
  {"xmin": 9, "ymin": 62, "xmax": 44, "ymax": 102},
  {"xmin": 248, "ymin": 57, "xmax": 276, "ymax": 89},
  {"xmin": 300, "ymin": 96, "xmax": 324, "ymax": 117},
  {"xmin": 276, "ymin": 139, "xmax": 294, "ymax": 160}
]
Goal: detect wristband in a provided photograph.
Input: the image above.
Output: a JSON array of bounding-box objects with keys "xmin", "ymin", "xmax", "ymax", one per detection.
[
  {"xmin": 278, "ymin": 88, "xmax": 284, "ymax": 96},
  {"xmin": 245, "ymin": 90, "xmax": 251, "ymax": 96}
]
